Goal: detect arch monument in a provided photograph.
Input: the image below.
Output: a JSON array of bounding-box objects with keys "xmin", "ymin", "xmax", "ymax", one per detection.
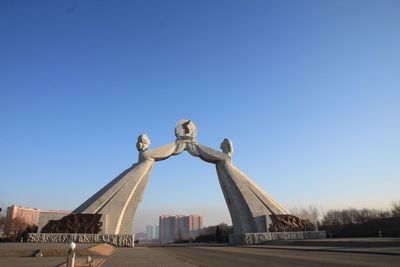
[
  {"xmin": 74, "ymin": 120, "xmax": 322, "ymax": 242},
  {"xmin": 31, "ymin": 119, "xmax": 325, "ymax": 245}
]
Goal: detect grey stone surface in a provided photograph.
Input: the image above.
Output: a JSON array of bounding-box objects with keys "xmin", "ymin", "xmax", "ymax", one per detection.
[
  {"xmin": 27, "ymin": 233, "xmax": 134, "ymax": 247},
  {"xmin": 230, "ymin": 231, "xmax": 327, "ymax": 245},
  {"xmin": 73, "ymin": 135, "xmax": 185, "ymax": 234},
  {"xmin": 186, "ymin": 139, "xmax": 289, "ymax": 235},
  {"xmin": 37, "ymin": 211, "xmax": 70, "ymax": 233}
]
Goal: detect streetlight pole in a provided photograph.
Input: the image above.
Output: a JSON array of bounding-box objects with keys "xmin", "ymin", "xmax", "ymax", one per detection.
[{"xmin": 67, "ymin": 241, "xmax": 76, "ymax": 267}]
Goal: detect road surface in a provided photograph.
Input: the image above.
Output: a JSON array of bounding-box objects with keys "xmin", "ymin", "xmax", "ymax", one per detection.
[{"xmin": 1, "ymin": 238, "xmax": 399, "ymax": 266}]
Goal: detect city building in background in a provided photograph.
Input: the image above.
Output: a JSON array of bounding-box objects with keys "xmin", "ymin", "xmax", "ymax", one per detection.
[
  {"xmin": 6, "ymin": 205, "xmax": 41, "ymax": 226},
  {"xmin": 159, "ymin": 214, "xmax": 203, "ymax": 243},
  {"xmin": 135, "ymin": 232, "xmax": 146, "ymax": 242},
  {"xmin": 6, "ymin": 205, "xmax": 70, "ymax": 232},
  {"xmin": 145, "ymin": 224, "xmax": 159, "ymax": 242}
]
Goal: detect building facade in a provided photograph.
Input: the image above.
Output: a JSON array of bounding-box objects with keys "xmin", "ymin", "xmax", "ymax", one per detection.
[
  {"xmin": 6, "ymin": 206, "xmax": 41, "ymax": 226},
  {"xmin": 6, "ymin": 205, "xmax": 70, "ymax": 232},
  {"xmin": 159, "ymin": 215, "xmax": 203, "ymax": 243},
  {"xmin": 145, "ymin": 224, "xmax": 159, "ymax": 241}
]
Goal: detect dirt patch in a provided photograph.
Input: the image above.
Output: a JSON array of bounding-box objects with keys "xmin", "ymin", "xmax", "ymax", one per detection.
[
  {"xmin": 86, "ymin": 243, "xmax": 115, "ymax": 256},
  {"xmin": 41, "ymin": 244, "xmax": 115, "ymax": 257}
]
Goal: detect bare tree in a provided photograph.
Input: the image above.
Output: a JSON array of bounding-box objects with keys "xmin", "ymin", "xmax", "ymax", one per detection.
[
  {"xmin": 347, "ymin": 208, "xmax": 361, "ymax": 224},
  {"xmin": 0, "ymin": 216, "xmax": 5, "ymax": 233},
  {"xmin": 378, "ymin": 209, "xmax": 391, "ymax": 219},
  {"xmin": 391, "ymin": 200, "xmax": 400, "ymax": 217},
  {"xmin": 321, "ymin": 206, "xmax": 393, "ymax": 227},
  {"xmin": 338, "ymin": 209, "xmax": 354, "ymax": 225},
  {"xmin": 290, "ymin": 205, "xmax": 323, "ymax": 230},
  {"xmin": 322, "ymin": 210, "xmax": 342, "ymax": 225},
  {"xmin": 3, "ymin": 216, "xmax": 30, "ymax": 241}
]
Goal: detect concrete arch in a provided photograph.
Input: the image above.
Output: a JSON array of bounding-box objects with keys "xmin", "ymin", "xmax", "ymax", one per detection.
[{"xmin": 73, "ymin": 139, "xmax": 288, "ymax": 236}]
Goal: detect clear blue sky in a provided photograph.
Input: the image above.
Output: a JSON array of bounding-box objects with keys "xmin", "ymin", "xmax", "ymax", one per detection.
[{"xmin": 1, "ymin": 0, "xmax": 399, "ymax": 232}]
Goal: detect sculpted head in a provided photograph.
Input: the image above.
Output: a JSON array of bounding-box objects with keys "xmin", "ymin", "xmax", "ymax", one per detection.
[
  {"xmin": 220, "ymin": 138, "xmax": 233, "ymax": 155},
  {"xmin": 136, "ymin": 134, "xmax": 151, "ymax": 152}
]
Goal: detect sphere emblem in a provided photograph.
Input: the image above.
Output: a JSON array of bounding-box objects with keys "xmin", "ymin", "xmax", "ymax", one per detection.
[{"xmin": 175, "ymin": 119, "xmax": 197, "ymax": 140}]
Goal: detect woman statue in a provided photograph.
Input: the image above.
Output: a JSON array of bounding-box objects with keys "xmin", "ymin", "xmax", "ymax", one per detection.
[
  {"xmin": 186, "ymin": 139, "xmax": 289, "ymax": 235},
  {"xmin": 73, "ymin": 134, "xmax": 185, "ymax": 234}
]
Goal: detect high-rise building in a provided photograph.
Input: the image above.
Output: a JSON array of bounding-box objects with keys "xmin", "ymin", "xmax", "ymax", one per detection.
[
  {"xmin": 159, "ymin": 214, "xmax": 203, "ymax": 243},
  {"xmin": 135, "ymin": 232, "xmax": 146, "ymax": 241},
  {"xmin": 145, "ymin": 224, "xmax": 159, "ymax": 241}
]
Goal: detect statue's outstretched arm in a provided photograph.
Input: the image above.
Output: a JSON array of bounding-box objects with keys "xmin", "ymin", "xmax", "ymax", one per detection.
[
  {"xmin": 187, "ymin": 143, "xmax": 229, "ymax": 164},
  {"xmin": 142, "ymin": 142, "xmax": 186, "ymax": 162}
]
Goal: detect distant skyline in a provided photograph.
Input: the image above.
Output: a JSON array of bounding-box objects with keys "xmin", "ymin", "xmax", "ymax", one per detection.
[{"xmin": 1, "ymin": 1, "xmax": 399, "ymax": 232}]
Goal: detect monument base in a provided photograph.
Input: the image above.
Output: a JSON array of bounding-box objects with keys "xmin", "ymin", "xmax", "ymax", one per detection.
[
  {"xmin": 230, "ymin": 231, "xmax": 326, "ymax": 245},
  {"xmin": 27, "ymin": 233, "xmax": 134, "ymax": 247}
]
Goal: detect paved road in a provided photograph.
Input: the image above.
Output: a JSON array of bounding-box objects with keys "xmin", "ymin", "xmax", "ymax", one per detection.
[
  {"xmin": 1, "ymin": 239, "xmax": 399, "ymax": 266},
  {"xmin": 102, "ymin": 247, "xmax": 195, "ymax": 267},
  {"xmin": 151, "ymin": 245, "xmax": 400, "ymax": 267},
  {"xmin": 102, "ymin": 240, "xmax": 400, "ymax": 267}
]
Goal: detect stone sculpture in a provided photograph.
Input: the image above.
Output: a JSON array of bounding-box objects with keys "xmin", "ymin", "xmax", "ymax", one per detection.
[
  {"xmin": 41, "ymin": 214, "xmax": 102, "ymax": 234},
  {"xmin": 72, "ymin": 131, "xmax": 185, "ymax": 234},
  {"xmin": 62, "ymin": 119, "xmax": 317, "ymax": 241},
  {"xmin": 185, "ymin": 138, "xmax": 290, "ymax": 235},
  {"xmin": 268, "ymin": 214, "xmax": 315, "ymax": 232},
  {"xmin": 28, "ymin": 233, "xmax": 134, "ymax": 247}
]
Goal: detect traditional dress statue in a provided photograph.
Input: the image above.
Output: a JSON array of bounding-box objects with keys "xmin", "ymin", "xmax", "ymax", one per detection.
[
  {"xmin": 185, "ymin": 138, "xmax": 289, "ymax": 235},
  {"xmin": 73, "ymin": 134, "xmax": 186, "ymax": 234}
]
